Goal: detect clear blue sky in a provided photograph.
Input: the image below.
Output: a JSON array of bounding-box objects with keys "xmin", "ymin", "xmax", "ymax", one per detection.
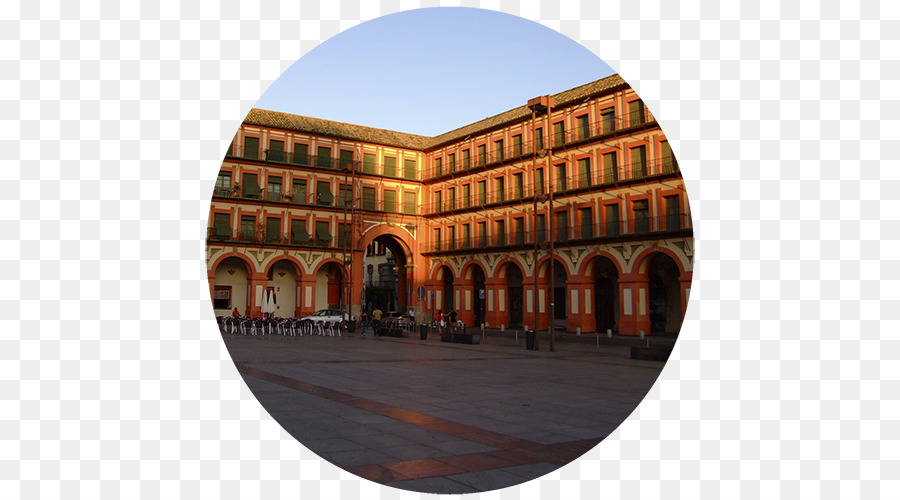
[{"xmin": 254, "ymin": 7, "xmax": 615, "ymax": 137}]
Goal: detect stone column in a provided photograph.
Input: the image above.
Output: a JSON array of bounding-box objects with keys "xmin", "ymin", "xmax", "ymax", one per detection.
[
  {"xmin": 248, "ymin": 273, "xmax": 268, "ymax": 318},
  {"xmin": 567, "ymin": 278, "xmax": 596, "ymax": 333},
  {"xmin": 617, "ymin": 272, "xmax": 650, "ymax": 336}
]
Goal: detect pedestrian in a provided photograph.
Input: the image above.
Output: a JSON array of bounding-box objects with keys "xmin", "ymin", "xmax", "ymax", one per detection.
[
  {"xmin": 360, "ymin": 310, "xmax": 369, "ymax": 336},
  {"xmin": 449, "ymin": 308, "xmax": 458, "ymax": 329},
  {"xmin": 436, "ymin": 309, "xmax": 444, "ymax": 332},
  {"xmin": 232, "ymin": 307, "xmax": 240, "ymax": 318},
  {"xmin": 372, "ymin": 307, "xmax": 383, "ymax": 335}
]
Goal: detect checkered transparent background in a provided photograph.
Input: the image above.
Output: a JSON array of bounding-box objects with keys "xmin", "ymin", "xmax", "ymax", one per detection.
[{"xmin": 2, "ymin": 0, "xmax": 898, "ymax": 498}]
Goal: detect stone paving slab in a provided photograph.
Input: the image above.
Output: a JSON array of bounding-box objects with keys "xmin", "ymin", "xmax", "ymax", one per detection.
[{"xmin": 222, "ymin": 328, "xmax": 673, "ymax": 493}]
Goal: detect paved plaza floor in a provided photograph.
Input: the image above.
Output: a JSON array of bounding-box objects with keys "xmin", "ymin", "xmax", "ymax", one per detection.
[{"xmin": 223, "ymin": 327, "xmax": 675, "ymax": 494}]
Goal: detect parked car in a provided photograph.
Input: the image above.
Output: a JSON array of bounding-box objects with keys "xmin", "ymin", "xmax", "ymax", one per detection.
[{"xmin": 300, "ymin": 309, "xmax": 350, "ymax": 326}]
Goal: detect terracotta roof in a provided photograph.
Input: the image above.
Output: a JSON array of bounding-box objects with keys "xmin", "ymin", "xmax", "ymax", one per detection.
[{"xmin": 245, "ymin": 74, "xmax": 628, "ymax": 152}]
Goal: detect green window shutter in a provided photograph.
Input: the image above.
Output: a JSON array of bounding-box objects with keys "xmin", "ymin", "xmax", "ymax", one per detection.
[
  {"xmin": 244, "ymin": 137, "xmax": 259, "ymax": 159},
  {"xmin": 292, "ymin": 180, "xmax": 307, "ymax": 204},
  {"xmin": 383, "ymin": 190, "xmax": 396, "ymax": 212},
  {"xmin": 601, "ymin": 108, "xmax": 616, "ymax": 134},
  {"xmin": 536, "ymin": 214, "xmax": 546, "ymax": 242},
  {"xmin": 268, "ymin": 140, "xmax": 284, "ymax": 162},
  {"xmin": 242, "ymin": 173, "xmax": 260, "ymax": 198},
  {"xmin": 535, "ymin": 128, "xmax": 544, "ymax": 151},
  {"xmin": 266, "ymin": 217, "xmax": 280, "ymax": 242},
  {"xmin": 291, "ymin": 220, "xmax": 310, "ymax": 244},
  {"xmin": 240, "ymin": 215, "xmax": 256, "ymax": 240},
  {"xmin": 316, "ymin": 181, "xmax": 333, "ymax": 205},
  {"xmin": 514, "ymin": 217, "xmax": 524, "ymax": 245},
  {"xmin": 315, "ymin": 221, "xmax": 331, "ymax": 246},
  {"xmin": 633, "ymin": 199, "xmax": 649, "ymax": 233},
  {"xmin": 434, "ymin": 157, "xmax": 442, "ymax": 177},
  {"xmin": 580, "ymin": 208, "xmax": 593, "ymax": 239},
  {"xmin": 629, "ymin": 100, "xmax": 645, "ymax": 126},
  {"xmin": 632, "ymin": 146, "xmax": 647, "ymax": 179},
  {"xmin": 362, "ymin": 187, "xmax": 376, "ymax": 210},
  {"xmin": 661, "ymin": 141, "xmax": 676, "ymax": 173},
  {"xmin": 577, "ymin": 115, "xmax": 590, "ymax": 140},
  {"xmin": 339, "ymin": 150, "xmax": 355, "ymax": 171},
  {"xmin": 293, "ymin": 143, "xmax": 308, "ymax": 165},
  {"xmin": 363, "ymin": 153, "xmax": 375, "ymax": 174},
  {"xmin": 317, "ymin": 147, "xmax": 332, "ymax": 168},
  {"xmin": 403, "ymin": 191, "xmax": 416, "ymax": 215},
  {"xmin": 462, "ymin": 150, "xmax": 470, "ymax": 169},
  {"xmin": 605, "ymin": 204, "xmax": 619, "ymax": 237},
  {"xmin": 404, "ymin": 159, "xmax": 415, "ymax": 180},
  {"xmin": 213, "ymin": 213, "xmax": 231, "ymax": 239},
  {"xmin": 604, "ymin": 152, "xmax": 618, "ymax": 182},
  {"xmin": 553, "ymin": 122, "xmax": 565, "ymax": 147},
  {"xmin": 513, "ymin": 135, "xmax": 523, "ymax": 156},
  {"xmin": 384, "ymin": 156, "xmax": 396, "ymax": 177},
  {"xmin": 496, "ymin": 220, "xmax": 505, "ymax": 246},
  {"xmin": 556, "ymin": 211, "xmax": 568, "ymax": 241},
  {"xmin": 578, "ymin": 158, "xmax": 591, "ymax": 188},
  {"xmin": 477, "ymin": 145, "xmax": 486, "ymax": 166}
]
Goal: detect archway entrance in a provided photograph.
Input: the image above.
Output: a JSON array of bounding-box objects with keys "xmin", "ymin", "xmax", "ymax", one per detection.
[
  {"xmin": 267, "ymin": 260, "xmax": 300, "ymax": 318},
  {"xmin": 472, "ymin": 265, "xmax": 486, "ymax": 327},
  {"xmin": 316, "ymin": 262, "xmax": 345, "ymax": 311},
  {"xmin": 441, "ymin": 266, "xmax": 454, "ymax": 313},
  {"xmin": 593, "ymin": 257, "xmax": 619, "ymax": 333},
  {"xmin": 647, "ymin": 253, "xmax": 682, "ymax": 333},
  {"xmin": 552, "ymin": 260, "xmax": 567, "ymax": 331},
  {"xmin": 506, "ymin": 264, "xmax": 524, "ymax": 329},
  {"xmin": 362, "ymin": 234, "xmax": 411, "ymax": 314},
  {"xmin": 213, "ymin": 256, "xmax": 250, "ymax": 316}
]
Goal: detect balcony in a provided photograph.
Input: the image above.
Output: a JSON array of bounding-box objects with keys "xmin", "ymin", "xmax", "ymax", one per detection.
[
  {"xmin": 207, "ymin": 227, "xmax": 360, "ymax": 249},
  {"xmin": 420, "ymin": 213, "xmax": 692, "ymax": 255},
  {"xmin": 224, "ymin": 146, "xmax": 419, "ymax": 180}
]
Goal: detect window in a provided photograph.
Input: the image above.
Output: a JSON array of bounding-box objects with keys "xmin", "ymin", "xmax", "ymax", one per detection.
[
  {"xmin": 463, "ymin": 184, "xmax": 471, "ymax": 208},
  {"xmin": 383, "ymin": 189, "xmax": 396, "ymax": 212},
  {"xmin": 338, "ymin": 184, "xmax": 351, "ymax": 207},
  {"xmin": 478, "ymin": 221, "xmax": 487, "ymax": 248},
  {"xmin": 536, "ymin": 168, "xmax": 545, "ymax": 195},
  {"xmin": 291, "ymin": 219, "xmax": 310, "ymax": 244},
  {"xmin": 315, "ymin": 220, "xmax": 331, "ymax": 246},
  {"xmin": 577, "ymin": 158, "xmax": 591, "ymax": 188},
  {"xmin": 337, "ymin": 222, "xmax": 349, "ymax": 248},
  {"xmin": 665, "ymin": 195, "xmax": 681, "ymax": 231},
  {"xmin": 633, "ymin": 199, "xmax": 649, "ymax": 233},
  {"xmin": 514, "ymin": 217, "xmax": 525, "ymax": 245},
  {"xmin": 213, "ymin": 285, "xmax": 231, "ymax": 310},
  {"xmin": 448, "ymin": 153, "xmax": 456, "ymax": 173},
  {"xmin": 536, "ymin": 213, "xmax": 546, "ymax": 242},
  {"xmin": 448, "ymin": 226, "xmax": 456, "ymax": 250},
  {"xmin": 603, "ymin": 151, "xmax": 618, "ymax": 182},
  {"xmin": 629, "ymin": 99, "xmax": 645, "ymax": 126},
  {"xmin": 434, "ymin": 228, "xmax": 442, "ymax": 251},
  {"xmin": 212, "ymin": 213, "xmax": 231, "ymax": 239},
  {"xmin": 242, "ymin": 173, "xmax": 261, "ymax": 198},
  {"xmin": 293, "ymin": 143, "xmax": 309, "ymax": 165},
  {"xmin": 462, "ymin": 224, "xmax": 471, "ymax": 249},
  {"xmin": 661, "ymin": 141, "xmax": 677, "ymax": 173},
  {"xmin": 478, "ymin": 181, "xmax": 487, "ymax": 205},
  {"xmin": 362, "ymin": 187, "xmax": 376, "ymax": 211},
  {"xmin": 240, "ymin": 215, "xmax": 256, "ymax": 240},
  {"xmin": 512, "ymin": 134, "xmax": 523, "ymax": 157},
  {"xmin": 268, "ymin": 140, "xmax": 284, "ymax": 162},
  {"xmin": 339, "ymin": 150, "xmax": 354, "ymax": 171},
  {"xmin": 267, "ymin": 176, "xmax": 282, "ymax": 202},
  {"xmin": 404, "ymin": 159, "xmax": 415, "ymax": 180},
  {"xmin": 317, "ymin": 146, "xmax": 332, "ymax": 168},
  {"xmin": 605, "ymin": 204, "xmax": 620, "ymax": 237},
  {"xmin": 403, "ymin": 191, "xmax": 416, "ymax": 214},
  {"xmin": 291, "ymin": 179, "xmax": 307, "ymax": 204},
  {"xmin": 601, "ymin": 107, "xmax": 615, "ymax": 134},
  {"xmin": 316, "ymin": 180, "xmax": 333, "ymax": 205},
  {"xmin": 477, "ymin": 145, "xmax": 486, "ymax": 166},
  {"xmin": 556, "ymin": 211, "xmax": 568, "ymax": 241},
  {"xmin": 580, "ymin": 207, "xmax": 593, "ymax": 239},
  {"xmin": 266, "ymin": 217, "xmax": 280, "ymax": 242},
  {"xmin": 495, "ymin": 177, "xmax": 505, "ymax": 203},
  {"xmin": 215, "ymin": 171, "xmax": 232, "ymax": 197},
  {"xmin": 495, "ymin": 139, "xmax": 504, "ymax": 162},
  {"xmin": 496, "ymin": 220, "xmax": 506, "ymax": 246},
  {"xmin": 434, "ymin": 190, "xmax": 442, "ymax": 212},
  {"xmin": 555, "ymin": 163, "xmax": 567, "ymax": 192},
  {"xmin": 462, "ymin": 149, "xmax": 471, "ymax": 169},
  {"xmin": 448, "ymin": 187, "xmax": 456, "ymax": 211},
  {"xmin": 513, "ymin": 172, "xmax": 524, "ymax": 199},
  {"xmin": 363, "ymin": 153, "xmax": 376, "ymax": 174},
  {"xmin": 576, "ymin": 115, "xmax": 590, "ymax": 140},
  {"xmin": 434, "ymin": 157, "xmax": 442, "ymax": 177},
  {"xmin": 244, "ymin": 137, "xmax": 259, "ymax": 159},
  {"xmin": 535, "ymin": 128, "xmax": 544, "ymax": 151},
  {"xmin": 553, "ymin": 121, "xmax": 565, "ymax": 147},
  {"xmin": 384, "ymin": 156, "xmax": 397, "ymax": 177},
  {"xmin": 631, "ymin": 145, "xmax": 647, "ymax": 179}
]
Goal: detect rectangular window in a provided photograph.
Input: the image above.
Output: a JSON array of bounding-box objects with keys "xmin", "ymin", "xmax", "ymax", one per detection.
[
  {"xmin": 512, "ymin": 134, "xmax": 523, "ymax": 157},
  {"xmin": 631, "ymin": 145, "xmax": 647, "ymax": 179},
  {"xmin": 633, "ymin": 199, "xmax": 649, "ymax": 234},
  {"xmin": 478, "ymin": 222, "xmax": 487, "ymax": 248},
  {"xmin": 244, "ymin": 137, "xmax": 259, "ymax": 159},
  {"xmin": 240, "ymin": 215, "xmax": 256, "ymax": 240},
  {"xmin": 317, "ymin": 146, "xmax": 332, "ymax": 168},
  {"xmin": 242, "ymin": 173, "xmax": 261, "ymax": 198},
  {"xmin": 362, "ymin": 187, "xmax": 376, "ymax": 211},
  {"xmin": 267, "ymin": 176, "xmax": 282, "ymax": 202},
  {"xmin": 578, "ymin": 158, "xmax": 592, "ymax": 188},
  {"xmin": 555, "ymin": 163, "xmax": 567, "ymax": 192},
  {"xmin": 340, "ymin": 150, "xmax": 354, "ymax": 171},
  {"xmin": 514, "ymin": 217, "xmax": 525, "ymax": 245},
  {"xmin": 213, "ymin": 285, "xmax": 231, "ymax": 310},
  {"xmin": 553, "ymin": 121, "xmax": 565, "ymax": 147},
  {"xmin": 337, "ymin": 222, "xmax": 350, "ymax": 248},
  {"xmin": 580, "ymin": 207, "xmax": 593, "ymax": 239},
  {"xmin": 462, "ymin": 224, "xmax": 471, "ymax": 249},
  {"xmin": 384, "ymin": 156, "xmax": 397, "ymax": 177},
  {"xmin": 266, "ymin": 217, "xmax": 280, "ymax": 242},
  {"xmin": 478, "ymin": 181, "xmax": 487, "ymax": 205},
  {"xmin": 605, "ymin": 203, "xmax": 620, "ymax": 237},
  {"xmin": 603, "ymin": 151, "xmax": 618, "ymax": 182},
  {"xmin": 448, "ymin": 226, "xmax": 456, "ymax": 250},
  {"xmin": 462, "ymin": 149, "xmax": 471, "ymax": 169},
  {"xmin": 463, "ymin": 184, "xmax": 471, "ymax": 208},
  {"xmin": 338, "ymin": 184, "xmax": 351, "ymax": 207},
  {"xmin": 477, "ymin": 145, "xmax": 486, "ymax": 166},
  {"xmin": 403, "ymin": 191, "xmax": 416, "ymax": 215},
  {"xmin": 316, "ymin": 180, "xmax": 333, "ymax": 206},
  {"xmin": 665, "ymin": 195, "xmax": 681, "ymax": 231},
  {"xmin": 434, "ymin": 228, "xmax": 442, "ymax": 251},
  {"xmin": 293, "ymin": 143, "xmax": 309, "ymax": 165},
  {"xmin": 215, "ymin": 171, "xmax": 232, "ymax": 197},
  {"xmin": 601, "ymin": 107, "xmax": 616, "ymax": 134},
  {"xmin": 434, "ymin": 157, "xmax": 442, "ymax": 177},
  {"xmin": 448, "ymin": 153, "xmax": 456, "ymax": 173},
  {"xmin": 629, "ymin": 99, "xmax": 645, "ymax": 126},
  {"xmin": 291, "ymin": 179, "xmax": 307, "ymax": 204},
  {"xmin": 661, "ymin": 141, "xmax": 677, "ymax": 173},
  {"xmin": 513, "ymin": 172, "xmax": 524, "ymax": 199},
  {"xmin": 576, "ymin": 115, "xmax": 590, "ymax": 140},
  {"xmin": 315, "ymin": 220, "xmax": 331, "ymax": 246},
  {"xmin": 434, "ymin": 190, "xmax": 442, "ymax": 213},
  {"xmin": 536, "ymin": 213, "xmax": 546, "ymax": 242},
  {"xmin": 536, "ymin": 168, "xmax": 545, "ymax": 195},
  {"xmin": 495, "ymin": 177, "xmax": 505, "ymax": 203},
  {"xmin": 383, "ymin": 189, "xmax": 396, "ymax": 212},
  {"xmin": 363, "ymin": 153, "xmax": 376, "ymax": 174},
  {"xmin": 495, "ymin": 139, "xmax": 504, "ymax": 162},
  {"xmin": 268, "ymin": 140, "xmax": 284, "ymax": 162},
  {"xmin": 404, "ymin": 159, "xmax": 415, "ymax": 180},
  {"xmin": 448, "ymin": 187, "xmax": 456, "ymax": 211},
  {"xmin": 291, "ymin": 219, "xmax": 310, "ymax": 244},
  {"xmin": 535, "ymin": 128, "xmax": 544, "ymax": 151},
  {"xmin": 212, "ymin": 212, "xmax": 231, "ymax": 239},
  {"xmin": 556, "ymin": 211, "xmax": 568, "ymax": 241},
  {"xmin": 496, "ymin": 220, "xmax": 506, "ymax": 246}
]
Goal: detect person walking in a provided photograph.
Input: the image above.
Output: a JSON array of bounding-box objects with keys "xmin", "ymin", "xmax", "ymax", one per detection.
[
  {"xmin": 372, "ymin": 307, "xmax": 383, "ymax": 335},
  {"xmin": 360, "ymin": 310, "xmax": 369, "ymax": 336}
]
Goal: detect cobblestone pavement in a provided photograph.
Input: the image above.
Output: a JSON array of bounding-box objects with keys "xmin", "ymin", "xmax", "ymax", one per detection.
[{"xmin": 223, "ymin": 328, "xmax": 674, "ymax": 494}]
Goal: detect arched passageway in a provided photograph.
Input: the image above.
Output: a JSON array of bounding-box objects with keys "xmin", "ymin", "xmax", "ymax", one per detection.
[
  {"xmin": 647, "ymin": 253, "xmax": 682, "ymax": 333},
  {"xmin": 506, "ymin": 263, "xmax": 524, "ymax": 329},
  {"xmin": 267, "ymin": 259, "xmax": 300, "ymax": 318},
  {"xmin": 441, "ymin": 266, "xmax": 454, "ymax": 313},
  {"xmin": 363, "ymin": 234, "xmax": 411, "ymax": 314},
  {"xmin": 593, "ymin": 257, "xmax": 619, "ymax": 333},
  {"xmin": 213, "ymin": 256, "xmax": 251, "ymax": 316},
  {"xmin": 552, "ymin": 260, "xmax": 567, "ymax": 331},
  {"xmin": 472, "ymin": 265, "xmax": 486, "ymax": 327},
  {"xmin": 316, "ymin": 262, "xmax": 345, "ymax": 311}
]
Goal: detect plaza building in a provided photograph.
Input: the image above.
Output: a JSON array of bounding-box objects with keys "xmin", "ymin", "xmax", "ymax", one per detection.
[{"xmin": 207, "ymin": 74, "xmax": 693, "ymax": 336}]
